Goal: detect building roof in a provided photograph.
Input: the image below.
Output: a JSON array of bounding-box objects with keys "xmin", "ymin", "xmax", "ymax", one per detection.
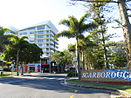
[
  {"xmin": 7, "ymin": 26, "xmax": 18, "ymax": 32},
  {"xmin": 19, "ymin": 20, "xmax": 58, "ymax": 33}
]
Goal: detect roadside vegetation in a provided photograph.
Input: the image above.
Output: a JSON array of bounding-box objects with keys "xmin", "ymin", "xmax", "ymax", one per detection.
[
  {"xmin": 52, "ymin": 1, "xmax": 131, "ymax": 95},
  {"xmin": 0, "ymin": 0, "xmax": 131, "ymax": 86},
  {"xmin": 0, "ymin": 71, "xmax": 16, "ymax": 77},
  {"xmin": 0, "ymin": 27, "xmax": 43, "ymax": 76},
  {"xmin": 0, "ymin": 0, "xmax": 130, "ymax": 72},
  {"xmin": 53, "ymin": 0, "xmax": 129, "ymax": 70},
  {"xmin": 67, "ymin": 79, "xmax": 131, "ymax": 94}
]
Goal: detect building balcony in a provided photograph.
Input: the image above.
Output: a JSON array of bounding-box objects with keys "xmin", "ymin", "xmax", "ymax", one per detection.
[
  {"xmin": 35, "ymin": 37, "xmax": 54, "ymax": 40},
  {"xmin": 42, "ymin": 50, "xmax": 51, "ymax": 52},
  {"xmin": 55, "ymin": 46, "xmax": 58, "ymax": 49},
  {"xmin": 36, "ymin": 41, "xmax": 53, "ymax": 44}
]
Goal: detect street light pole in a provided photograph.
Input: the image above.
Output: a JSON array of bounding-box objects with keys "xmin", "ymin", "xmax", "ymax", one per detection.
[{"xmin": 49, "ymin": 60, "xmax": 52, "ymax": 73}]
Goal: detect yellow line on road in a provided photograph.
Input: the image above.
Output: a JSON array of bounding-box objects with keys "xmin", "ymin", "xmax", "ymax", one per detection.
[{"xmin": 70, "ymin": 95, "xmax": 74, "ymax": 98}]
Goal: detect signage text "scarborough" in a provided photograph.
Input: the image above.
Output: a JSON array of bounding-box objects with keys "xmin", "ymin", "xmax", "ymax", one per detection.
[{"xmin": 82, "ymin": 71, "xmax": 131, "ymax": 79}]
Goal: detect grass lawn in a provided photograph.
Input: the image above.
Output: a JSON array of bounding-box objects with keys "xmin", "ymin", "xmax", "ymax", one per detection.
[
  {"xmin": 0, "ymin": 71, "xmax": 16, "ymax": 77},
  {"xmin": 67, "ymin": 79, "xmax": 131, "ymax": 94}
]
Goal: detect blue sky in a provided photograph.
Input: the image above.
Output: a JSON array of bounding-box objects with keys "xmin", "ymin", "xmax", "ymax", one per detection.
[
  {"xmin": 0, "ymin": 0, "xmax": 85, "ymax": 29},
  {"xmin": 0, "ymin": 0, "xmax": 125, "ymax": 51}
]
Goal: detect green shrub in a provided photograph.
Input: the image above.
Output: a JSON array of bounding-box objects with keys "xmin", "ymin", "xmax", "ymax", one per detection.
[{"xmin": 67, "ymin": 71, "xmax": 77, "ymax": 77}]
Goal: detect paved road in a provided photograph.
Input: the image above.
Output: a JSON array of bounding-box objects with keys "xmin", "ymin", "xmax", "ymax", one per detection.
[{"xmin": 0, "ymin": 73, "xmax": 111, "ymax": 98}]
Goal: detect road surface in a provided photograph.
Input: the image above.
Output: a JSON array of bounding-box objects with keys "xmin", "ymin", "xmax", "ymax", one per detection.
[{"xmin": 0, "ymin": 73, "xmax": 111, "ymax": 98}]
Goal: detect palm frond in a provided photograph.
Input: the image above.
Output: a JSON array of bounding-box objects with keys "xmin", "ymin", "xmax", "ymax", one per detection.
[
  {"xmin": 0, "ymin": 27, "xmax": 9, "ymax": 35},
  {"xmin": 68, "ymin": 16, "xmax": 79, "ymax": 31},
  {"xmin": 79, "ymin": 13, "xmax": 91, "ymax": 25},
  {"xmin": 19, "ymin": 36, "xmax": 28, "ymax": 41},
  {"xmin": 58, "ymin": 13, "xmax": 97, "ymax": 40},
  {"xmin": 3, "ymin": 28, "xmax": 10, "ymax": 32},
  {"xmin": 68, "ymin": 44, "xmax": 75, "ymax": 52},
  {"xmin": 77, "ymin": 34, "xmax": 85, "ymax": 39},
  {"xmin": 8, "ymin": 34, "xmax": 18, "ymax": 39},
  {"xmin": 81, "ymin": 22, "xmax": 97, "ymax": 32},
  {"xmin": 55, "ymin": 30, "xmax": 74, "ymax": 39},
  {"xmin": 59, "ymin": 19, "xmax": 70, "ymax": 27}
]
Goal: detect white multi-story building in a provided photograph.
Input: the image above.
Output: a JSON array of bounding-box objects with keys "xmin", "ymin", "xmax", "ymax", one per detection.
[{"xmin": 17, "ymin": 20, "xmax": 58, "ymax": 59}]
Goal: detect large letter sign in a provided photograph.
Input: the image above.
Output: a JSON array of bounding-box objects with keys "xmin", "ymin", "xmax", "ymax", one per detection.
[{"xmin": 81, "ymin": 69, "xmax": 131, "ymax": 83}]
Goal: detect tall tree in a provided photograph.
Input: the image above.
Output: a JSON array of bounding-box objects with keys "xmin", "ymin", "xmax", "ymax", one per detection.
[
  {"xmin": 3, "ymin": 35, "xmax": 43, "ymax": 75},
  {"xmin": 89, "ymin": 1, "xmax": 111, "ymax": 69},
  {"xmin": 71, "ymin": 0, "xmax": 131, "ymax": 69},
  {"xmin": 108, "ymin": 41, "xmax": 127, "ymax": 68},
  {"xmin": 55, "ymin": 13, "xmax": 96, "ymax": 79},
  {"xmin": 79, "ymin": 35, "xmax": 98, "ymax": 69},
  {"xmin": 22, "ymin": 43, "xmax": 43, "ymax": 64},
  {"xmin": 7, "ymin": 35, "xmax": 28, "ymax": 75},
  {"xmin": 118, "ymin": 0, "xmax": 131, "ymax": 69},
  {"xmin": 68, "ymin": 35, "xmax": 97, "ymax": 70},
  {"xmin": 0, "ymin": 27, "xmax": 10, "ymax": 52},
  {"xmin": 51, "ymin": 50, "xmax": 74, "ymax": 72}
]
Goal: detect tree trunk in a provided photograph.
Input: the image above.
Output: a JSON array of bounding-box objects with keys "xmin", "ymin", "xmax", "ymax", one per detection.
[
  {"xmin": 76, "ymin": 38, "xmax": 81, "ymax": 80},
  {"xmin": 101, "ymin": 28, "xmax": 109, "ymax": 69},
  {"xmin": 81, "ymin": 51, "xmax": 85, "ymax": 70},
  {"xmin": 21, "ymin": 63, "xmax": 24, "ymax": 75},
  {"xmin": 16, "ymin": 49, "xmax": 20, "ymax": 76},
  {"xmin": 118, "ymin": 0, "xmax": 131, "ymax": 70}
]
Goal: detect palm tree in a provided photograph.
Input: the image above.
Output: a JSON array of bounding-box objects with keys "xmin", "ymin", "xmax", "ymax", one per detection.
[
  {"xmin": 55, "ymin": 13, "xmax": 96, "ymax": 79},
  {"xmin": 3, "ymin": 35, "xmax": 43, "ymax": 75},
  {"xmin": 0, "ymin": 27, "xmax": 10, "ymax": 75},
  {"xmin": 71, "ymin": 0, "xmax": 131, "ymax": 69},
  {"xmin": 0, "ymin": 27, "xmax": 10, "ymax": 52},
  {"xmin": 9, "ymin": 34, "xmax": 28, "ymax": 75},
  {"xmin": 79, "ymin": 35, "xmax": 97, "ymax": 69},
  {"xmin": 68, "ymin": 35, "xmax": 97, "ymax": 70}
]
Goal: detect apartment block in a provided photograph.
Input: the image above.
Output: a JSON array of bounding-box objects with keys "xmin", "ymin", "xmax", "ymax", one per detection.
[{"xmin": 17, "ymin": 21, "xmax": 58, "ymax": 59}]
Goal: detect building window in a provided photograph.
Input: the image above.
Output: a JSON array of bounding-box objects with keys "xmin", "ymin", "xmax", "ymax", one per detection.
[
  {"xmin": 30, "ymin": 32, "xmax": 34, "ymax": 34},
  {"xmin": 37, "ymin": 25, "xmax": 45, "ymax": 30},
  {"xmin": 46, "ymin": 25, "xmax": 50, "ymax": 29},
  {"xmin": 20, "ymin": 32, "xmax": 27, "ymax": 35},
  {"xmin": 29, "ymin": 40, "xmax": 34, "ymax": 43},
  {"xmin": 38, "ymin": 44, "xmax": 42, "ymax": 47},
  {"xmin": 46, "ymin": 31, "xmax": 50, "ymax": 33},
  {"xmin": 46, "ymin": 35, "xmax": 49, "ymax": 37},
  {"xmin": 37, "ymin": 35, "xmax": 44, "ymax": 38},
  {"xmin": 46, "ymin": 53, "xmax": 49, "ymax": 56},
  {"xmin": 37, "ymin": 31, "xmax": 44, "ymax": 34},
  {"xmin": 46, "ymin": 48, "xmax": 49, "ymax": 50},
  {"xmin": 42, "ymin": 49, "xmax": 46, "ymax": 51},
  {"xmin": 37, "ymin": 40, "xmax": 43, "ymax": 43},
  {"xmin": 27, "ymin": 27, "xmax": 36, "ymax": 30}
]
